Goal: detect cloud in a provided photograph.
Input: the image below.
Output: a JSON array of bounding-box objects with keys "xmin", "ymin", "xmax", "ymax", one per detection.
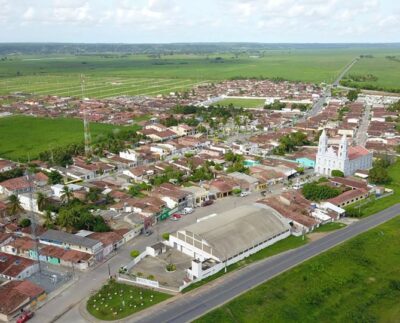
[{"xmin": 22, "ymin": 7, "xmax": 35, "ymax": 20}]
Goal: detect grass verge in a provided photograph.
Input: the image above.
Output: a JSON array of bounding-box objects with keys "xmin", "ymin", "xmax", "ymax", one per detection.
[
  {"xmin": 313, "ymin": 222, "xmax": 346, "ymax": 233},
  {"xmin": 87, "ymin": 280, "xmax": 171, "ymax": 321},
  {"xmin": 182, "ymin": 235, "xmax": 308, "ymax": 293}
]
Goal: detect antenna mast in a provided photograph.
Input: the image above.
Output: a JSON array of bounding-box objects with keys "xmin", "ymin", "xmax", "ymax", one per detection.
[{"xmin": 81, "ymin": 74, "xmax": 92, "ymax": 159}]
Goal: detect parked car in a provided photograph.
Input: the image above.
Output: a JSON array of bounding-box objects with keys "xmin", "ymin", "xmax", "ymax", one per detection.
[
  {"xmin": 182, "ymin": 207, "xmax": 194, "ymax": 215},
  {"xmin": 144, "ymin": 230, "xmax": 153, "ymax": 237},
  {"xmin": 240, "ymin": 191, "xmax": 250, "ymax": 197},
  {"xmin": 17, "ymin": 311, "xmax": 34, "ymax": 323},
  {"xmin": 171, "ymin": 214, "xmax": 181, "ymax": 221},
  {"xmin": 202, "ymin": 199, "xmax": 214, "ymax": 207}
]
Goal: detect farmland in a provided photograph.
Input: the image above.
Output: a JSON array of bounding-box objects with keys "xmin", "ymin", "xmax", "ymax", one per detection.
[
  {"xmin": 196, "ymin": 215, "xmax": 400, "ymax": 323},
  {"xmin": 0, "ymin": 115, "xmax": 125, "ymax": 161},
  {"xmin": 217, "ymin": 98, "xmax": 266, "ymax": 108},
  {"xmin": 342, "ymin": 54, "xmax": 400, "ymax": 92},
  {"xmin": 0, "ymin": 50, "xmax": 365, "ymax": 98}
]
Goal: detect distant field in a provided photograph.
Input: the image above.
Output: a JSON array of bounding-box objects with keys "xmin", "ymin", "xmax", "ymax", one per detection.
[
  {"xmin": 343, "ymin": 55, "xmax": 400, "ymax": 92},
  {"xmin": 197, "ymin": 216, "xmax": 400, "ymax": 323},
  {"xmin": 0, "ymin": 116, "xmax": 124, "ymax": 161},
  {"xmin": 0, "ymin": 51, "xmax": 366, "ymax": 98},
  {"xmin": 217, "ymin": 98, "xmax": 265, "ymax": 108}
]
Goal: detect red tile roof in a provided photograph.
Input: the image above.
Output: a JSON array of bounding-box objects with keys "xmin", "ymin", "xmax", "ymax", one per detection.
[{"xmin": 348, "ymin": 146, "xmax": 370, "ymax": 160}]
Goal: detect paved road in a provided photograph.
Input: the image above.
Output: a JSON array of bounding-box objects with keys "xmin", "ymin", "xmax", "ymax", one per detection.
[
  {"xmin": 354, "ymin": 103, "xmax": 371, "ymax": 146},
  {"xmin": 30, "ymin": 191, "xmax": 274, "ymax": 323},
  {"xmin": 333, "ymin": 57, "xmax": 359, "ymax": 87},
  {"xmin": 131, "ymin": 203, "xmax": 400, "ymax": 323}
]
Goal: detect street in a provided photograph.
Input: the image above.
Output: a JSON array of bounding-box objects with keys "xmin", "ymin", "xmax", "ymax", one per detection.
[{"xmin": 354, "ymin": 103, "xmax": 371, "ymax": 146}]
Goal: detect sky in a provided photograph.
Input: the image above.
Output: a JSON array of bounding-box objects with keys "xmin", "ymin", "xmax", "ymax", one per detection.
[{"xmin": 0, "ymin": 0, "xmax": 399, "ymax": 43}]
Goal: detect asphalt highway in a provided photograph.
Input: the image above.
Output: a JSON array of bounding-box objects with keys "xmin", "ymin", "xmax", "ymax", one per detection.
[{"xmin": 133, "ymin": 203, "xmax": 400, "ymax": 323}]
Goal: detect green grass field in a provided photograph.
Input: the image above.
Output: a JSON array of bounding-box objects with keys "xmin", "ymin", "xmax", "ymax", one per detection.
[
  {"xmin": 343, "ymin": 55, "xmax": 400, "ymax": 92},
  {"xmin": 313, "ymin": 222, "xmax": 346, "ymax": 233},
  {"xmin": 0, "ymin": 115, "xmax": 125, "ymax": 161},
  {"xmin": 0, "ymin": 51, "xmax": 367, "ymax": 98},
  {"xmin": 87, "ymin": 280, "xmax": 171, "ymax": 321},
  {"xmin": 217, "ymin": 98, "xmax": 265, "ymax": 108},
  {"xmin": 196, "ymin": 216, "xmax": 400, "ymax": 323}
]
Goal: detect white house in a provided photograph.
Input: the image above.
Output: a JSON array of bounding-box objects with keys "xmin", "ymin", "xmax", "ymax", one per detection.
[{"xmin": 315, "ymin": 130, "xmax": 372, "ymax": 177}]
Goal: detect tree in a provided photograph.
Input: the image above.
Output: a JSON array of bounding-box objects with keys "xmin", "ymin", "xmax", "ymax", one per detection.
[
  {"xmin": 130, "ymin": 250, "xmax": 140, "ymax": 258},
  {"xmin": 369, "ymin": 166, "xmax": 390, "ymax": 184},
  {"xmin": 347, "ymin": 89, "xmax": 359, "ymax": 102},
  {"xmin": 302, "ymin": 182, "xmax": 341, "ymax": 201},
  {"xmin": 43, "ymin": 210, "xmax": 55, "ymax": 229},
  {"xmin": 162, "ymin": 232, "xmax": 170, "ymax": 240},
  {"xmin": 60, "ymin": 185, "xmax": 73, "ymax": 204},
  {"xmin": 7, "ymin": 194, "xmax": 23, "ymax": 216},
  {"xmin": 19, "ymin": 218, "xmax": 31, "ymax": 228},
  {"xmin": 47, "ymin": 171, "xmax": 63, "ymax": 185},
  {"xmin": 331, "ymin": 170, "xmax": 344, "ymax": 177},
  {"xmin": 36, "ymin": 192, "xmax": 47, "ymax": 211}
]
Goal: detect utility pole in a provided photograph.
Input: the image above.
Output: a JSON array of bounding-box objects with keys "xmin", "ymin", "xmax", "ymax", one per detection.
[
  {"xmin": 27, "ymin": 170, "xmax": 42, "ymax": 274},
  {"xmin": 81, "ymin": 74, "xmax": 92, "ymax": 160}
]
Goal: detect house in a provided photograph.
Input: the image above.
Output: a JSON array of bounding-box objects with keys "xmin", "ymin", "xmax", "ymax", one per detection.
[
  {"xmin": 227, "ymin": 172, "xmax": 259, "ymax": 192},
  {"xmin": 182, "ymin": 186, "xmax": 210, "ymax": 207},
  {"xmin": 0, "ymin": 159, "xmax": 16, "ymax": 173},
  {"xmin": 295, "ymin": 156, "xmax": 316, "ymax": 169},
  {"xmin": 0, "ymin": 252, "xmax": 39, "ymax": 280},
  {"xmin": 51, "ymin": 183, "xmax": 83, "ymax": 198},
  {"xmin": 0, "ymin": 177, "xmax": 33, "ymax": 196},
  {"xmin": 207, "ymin": 177, "xmax": 240, "ymax": 198},
  {"xmin": 0, "ymin": 280, "xmax": 45, "ymax": 322},
  {"xmin": 38, "ymin": 245, "xmax": 94, "ymax": 270},
  {"xmin": 39, "ymin": 230, "xmax": 103, "ymax": 261},
  {"xmin": 152, "ymin": 183, "xmax": 191, "ymax": 209},
  {"xmin": 84, "ymin": 231, "xmax": 125, "ymax": 258},
  {"xmin": 326, "ymin": 188, "xmax": 369, "ymax": 208}
]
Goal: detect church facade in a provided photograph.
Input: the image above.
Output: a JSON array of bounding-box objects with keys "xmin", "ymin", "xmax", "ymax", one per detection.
[{"xmin": 315, "ymin": 130, "xmax": 372, "ymax": 176}]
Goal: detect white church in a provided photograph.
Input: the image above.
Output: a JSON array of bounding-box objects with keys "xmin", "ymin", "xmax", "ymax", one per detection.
[{"xmin": 315, "ymin": 129, "xmax": 372, "ymax": 176}]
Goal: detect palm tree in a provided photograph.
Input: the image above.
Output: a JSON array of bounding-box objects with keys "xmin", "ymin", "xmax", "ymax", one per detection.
[
  {"xmin": 36, "ymin": 192, "xmax": 47, "ymax": 211},
  {"xmin": 43, "ymin": 210, "xmax": 54, "ymax": 229},
  {"xmin": 61, "ymin": 185, "xmax": 73, "ymax": 204},
  {"xmin": 7, "ymin": 194, "xmax": 23, "ymax": 216}
]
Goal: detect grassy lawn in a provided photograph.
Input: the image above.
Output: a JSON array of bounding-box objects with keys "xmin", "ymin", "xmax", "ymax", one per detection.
[
  {"xmin": 183, "ymin": 236, "xmax": 308, "ymax": 293},
  {"xmin": 217, "ymin": 98, "xmax": 265, "ymax": 108},
  {"xmin": 313, "ymin": 222, "xmax": 346, "ymax": 233},
  {"xmin": 87, "ymin": 280, "xmax": 171, "ymax": 321},
  {"xmin": 0, "ymin": 115, "xmax": 130, "ymax": 161},
  {"xmin": 343, "ymin": 55, "xmax": 400, "ymax": 92},
  {"xmin": 196, "ymin": 216, "xmax": 400, "ymax": 323}
]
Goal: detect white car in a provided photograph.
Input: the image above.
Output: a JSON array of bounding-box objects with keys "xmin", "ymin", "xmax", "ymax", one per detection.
[
  {"xmin": 182, "ymin": 207, "xmax": 194, "ymax": 215},
  {"xmin": 240, "ymin": 191, "xmax": 250, "ymax": 197}
]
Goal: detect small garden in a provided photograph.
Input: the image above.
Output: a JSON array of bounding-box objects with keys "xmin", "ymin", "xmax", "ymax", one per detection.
[{"xmin": 86, "ymin": 279, "xmax": 171, "ymax": 320}]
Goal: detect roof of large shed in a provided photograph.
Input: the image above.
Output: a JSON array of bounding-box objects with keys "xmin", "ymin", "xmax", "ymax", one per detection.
[{"xmin": 180, "ymin": 203, "xmax": 290, "ymax": 260}]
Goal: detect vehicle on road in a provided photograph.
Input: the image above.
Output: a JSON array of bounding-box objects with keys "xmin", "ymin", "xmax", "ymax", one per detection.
[
  {"xmin": 182, "ymin": 207, "xmax": 194, "ymax": 214},
  {"xmin": 144, "ymin": 230, "xmax": 153, "ymax": 237},
  {"xmin": 202, "ymin": 199, "xmax": 214, "ymax": 207},
  {"xmin": 240, "ymin": 191, "xmax": 250, "ymax": 197},
  {"xmin": 17, "ymin": 311, "xmax": 34, "ymax": 323},
  {"xmin": 171, "ymin": 214, "xmax": 181, "ymax": 221}
]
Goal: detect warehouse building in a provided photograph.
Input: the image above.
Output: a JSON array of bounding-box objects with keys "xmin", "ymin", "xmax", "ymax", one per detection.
[{"xmin": 169, "ymin": 203, "xmax": 291, "ymax": 280}]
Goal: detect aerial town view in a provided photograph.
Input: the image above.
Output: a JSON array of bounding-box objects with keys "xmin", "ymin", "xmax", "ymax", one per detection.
[{"xmin": 1, "ymin": 1, "xmax": 400, "ymax": 323}]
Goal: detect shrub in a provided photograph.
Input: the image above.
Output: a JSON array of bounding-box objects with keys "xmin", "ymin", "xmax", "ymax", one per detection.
[
  {"xmin": 147, "ymin": 274, "xmax": 155, "ymax": 280},
  {"xmin": 19, "ymin": 218, "xmax": 31, "ymax": 228},
  {"xmin": 130, "ymin": 250, "xmax": 140, "ymax": 258},
  {"xmin": 166, "ymin": 264, "xmax": 176, "ymax": 272},
  {"xmin": 345, "ymin": 206, "xmax": 363, "ymax": 218},
  {"xmin": 162, "ymin": 232, "xmax": 170, "ymax": 240},
  {"xmin": 331, "ymin": 170, "xmax": 344, "ymax": 177},
  {"xmin": 232, "ymin": 188, "xmax": 242, "ymax": 195}
]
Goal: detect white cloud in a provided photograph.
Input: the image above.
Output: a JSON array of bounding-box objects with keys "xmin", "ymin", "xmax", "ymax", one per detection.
[{"xmin": 22, "ymin": 7, "xmax": 35, "ymax": 20}]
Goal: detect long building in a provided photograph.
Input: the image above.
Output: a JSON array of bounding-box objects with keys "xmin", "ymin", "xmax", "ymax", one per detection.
[{"xmin": 169, "ymin": 203, "xmax": 291, "ymax": 280}]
